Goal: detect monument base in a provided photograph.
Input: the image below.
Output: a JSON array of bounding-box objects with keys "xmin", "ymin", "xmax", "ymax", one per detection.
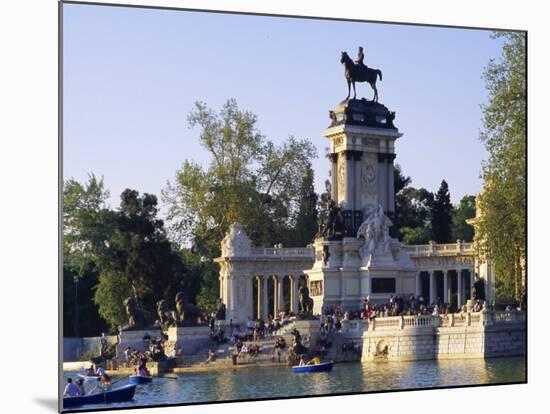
[
  {"xmin": 164, "ymin": 325, "xmax": 212, "ymax": 356},
  {"xmin": 117, "ymin": 328, "xmax": 161, "ymax": 361}
]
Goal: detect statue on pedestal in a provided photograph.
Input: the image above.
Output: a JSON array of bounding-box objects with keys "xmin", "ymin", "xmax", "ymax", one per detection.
[
  {"xmin": 156, "ymin": 299, "xmax": 177, "ymax": 330},
  {"xmin": 215, "ymin": 298, "xmax": 226, "ymax": 320},
  {"xmin": 340, "ymin": 50, "xmax": 383, "ymax": 101},
  {"xmin": 121, "ymin": 296, "xmax": 154, "ymax": 331},
  {"xmin": 298, "ymin": 285, "xmax": 314, "ymax": 315},
  {"xmin": 317, "ymin": 200, "xmax": 346, "ymax": 240},
  {"xmin": 174, "ymin": 291, "xmax": 204, "ymax": 326},
  {"xmin": 357, "ymin": 205, "xmax": 393, "ymax": 261},
  {"xmin": 472, "ymin": 274, "xmax": 486, "ymax": 302}
]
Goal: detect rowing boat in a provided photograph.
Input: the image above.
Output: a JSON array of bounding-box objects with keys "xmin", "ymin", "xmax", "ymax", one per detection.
[
  {"xmin": 77, "ymin": 373, "xmax": 101, "ymax": 382},
  {"xmin": 291, "ymin": 361, "xmax": 334, "ymax": 373},
  {"xmin": 63, "ymin": 384, "xmax": 137, "ymax": 408},
  {"xmin": 128, "ymin": 375, "xmax": 153, "ymax": 384}
]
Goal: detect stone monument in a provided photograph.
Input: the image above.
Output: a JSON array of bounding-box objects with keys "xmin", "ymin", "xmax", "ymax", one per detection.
[{"xmin": 305, "ymin": 84, "xmax": 416, "ymax": 312}]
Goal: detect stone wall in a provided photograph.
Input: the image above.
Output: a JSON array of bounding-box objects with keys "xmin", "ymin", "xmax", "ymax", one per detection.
[
  {"xmin": 361, "ymin": 311, "xmax": 526, "ymax": 362},
  {"xmin": 63, "ymin": 335, "xmax": 118, "ymax": 362}
]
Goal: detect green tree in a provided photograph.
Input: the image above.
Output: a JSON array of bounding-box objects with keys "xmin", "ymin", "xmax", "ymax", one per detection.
[
  {"xmin": 476, "ymin": 32, "xmax": 526, "ymax": 301},
  {"xmin": 63, "ymin": 175, "xmax": 112, "ymax": 336},
  {"xmin": 393, "ymin": 165, "xmax": 434, "ymax": 243},
  {"xmin": 163, "ymin": 99, "xmax": 317, "ymax": 307},
  {"xmin": 451, "ymin": 195, "xmax": 476, "ymax": 242},
  {"xmin": 93, "ymin": 189, "xmax": 197, "ymax": 330},
  {"xmin": 431, "ymin": 180, "xmax": 453, "ymax": 243},
  {"xmin": 287, "ymin": 164, "xmax": 318, "ymax": 246}
]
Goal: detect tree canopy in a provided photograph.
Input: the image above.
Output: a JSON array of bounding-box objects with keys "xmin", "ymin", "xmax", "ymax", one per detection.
[
  {"xmin": 475, "ymin": 32, "xmax": 526, "ymax": 301},
  {"xmin": 163, "ymin": 99, "xmax": 318, "ymax": 311}
]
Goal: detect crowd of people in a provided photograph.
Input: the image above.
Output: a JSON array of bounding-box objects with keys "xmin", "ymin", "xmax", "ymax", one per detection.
[{"xmin": 317, "ymin": 295, "xmax": 488, "ymax": 327}]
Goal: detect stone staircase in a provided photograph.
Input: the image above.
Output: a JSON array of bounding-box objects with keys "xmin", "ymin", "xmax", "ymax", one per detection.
[{"xmin": 173, "ymin": 334, "xmax": 292, "ymax": 370}]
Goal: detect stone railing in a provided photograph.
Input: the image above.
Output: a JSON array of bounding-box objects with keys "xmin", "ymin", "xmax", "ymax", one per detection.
[
  {"xmin": 367, "ymin": 310, "xmax": 525, "ymax": 332},
  {"xmin": 403, "ymin": 241, "xmax": 474, "ymax": 256},
  {"xmin": 249, "ymin": 247, "xmax": 314, "ymax": 258}
]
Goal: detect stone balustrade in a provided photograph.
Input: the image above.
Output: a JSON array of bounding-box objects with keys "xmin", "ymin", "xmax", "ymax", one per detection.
[
  {"xmin": 249, "ymin": 247, "xmax": 314, "ymax": 257},
  {"xmin": 403, "ymin": 241, "xmax": 474, "ymax": 257},
  {"xmin": 367, "ymin": 310, "xmax": 525, "ymax": 331}
]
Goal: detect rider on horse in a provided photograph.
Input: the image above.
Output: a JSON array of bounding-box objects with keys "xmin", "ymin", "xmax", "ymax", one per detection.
[{"xmin": 355, "ymin": 46, "xmax": 367, "ymax": 68}]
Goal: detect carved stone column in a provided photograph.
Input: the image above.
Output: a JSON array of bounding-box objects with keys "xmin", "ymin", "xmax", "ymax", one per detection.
[
  {"xmin": 429, "ymin": 271, "xmax": 436, "ymax": 304},
  {"xmin": 354, "ymin": 152, "xmax": 363, "ymax": 211},
  {"xmin": 443, "ymin": 270, "xmax": 449, "ymax": 303},
  {"xmin": 277, "ymin": 275, "xmax": 284, "ymax": 314},
  {"xmin": 256, "ymin": 276, "xmax": 262, "ymax": 319},
  {"xmin": 387, "ymin": 154, "xmax": 396, "ymax": 214},
  {"xmin": 457, "ymin": 270, "xmax": 463, "ymax": 308},
  {"xmin": 293, "ymin": 276, "xmax": 300, "ymax": 313},
  {"xmin": 377, "ymin": 153, "xmax": 387, "ymax": 211},
  {"xmin": 262, "ymin": 276, "xmax": 268, "ymax": 320},
  {"xmin": 345, "ymin": 151, "xmax": 354, "ymax": 209},
  {"xmin": 329, "ymin": 153, "xmax": 338, "ymax": 201},
  {"xmin": 415, "ymin": 272, "xmax": 422, "ymax": 297},
  {"xmin": 272, "ymin": 275, "xmax": 278, "ymax": 317}
]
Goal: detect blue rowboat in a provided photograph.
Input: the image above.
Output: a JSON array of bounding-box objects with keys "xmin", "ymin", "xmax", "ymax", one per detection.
[
  {"xmin": 292, "ymin": 361, "xmax": 334, "ymax": 373},
  {"xmin": 63, "ymin": 384, "xmax": 137, "ymax": 409},
  {"xmin": 129, "ymin": 375, "xmax": 153, "ymax": 384},
  {"xmin": 77, "ymin": 373, "xmax": 101, "ymax": 382}
]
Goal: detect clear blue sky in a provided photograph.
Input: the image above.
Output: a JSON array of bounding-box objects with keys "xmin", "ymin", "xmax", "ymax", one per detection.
[{"xmin": 63, "ymin": 3, "xmax": 505, "ymax": 212}]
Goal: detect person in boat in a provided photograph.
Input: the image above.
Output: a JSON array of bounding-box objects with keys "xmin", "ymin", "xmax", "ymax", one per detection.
[
  {"xmin": 84, "ymin": 364, "xmax": 95, "ymax": 376},
  {"xmin": 307, "ymin": 355, "xmax": 321, "ymax": 366},
  {"xmin": 95, "ymin": 366, "xmax": 105, "ymax": 376},
  {"xmin": 64, "ymin": 378, "xmax": 81, "ymax": 397},
  {"xmin": 76, "ymin": 378, "xmax": 86, "ymax": 396},
  {"xmin": 137, "ymin": 360, "xmax": 151, "ymax": 377},
  {"xmin": 90, "ymin": 373, "xmax": 112, "ymax": 394},
  {"xmin": 298, "ymin": 355, "xmax": 307, "ymax": 366}
]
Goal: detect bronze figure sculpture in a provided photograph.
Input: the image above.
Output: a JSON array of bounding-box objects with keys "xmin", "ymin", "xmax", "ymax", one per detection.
[
  {"xmin": 298, "ymin": 285, "xmax": 314, "ymax": 314},
  {"xmin": 340, "ymin": 51, "xmax": 383, "ymax": 102},
  {"xmin": 156, "ymin": 299, "xmax": 177, "ymax": 329},
  {"xmin": 174, "ymin": 291, "xmax": 204, "ymax": 325},
  {"xmin": 122, "ymin": 296, "xmax": 154, "ymax": 330}
]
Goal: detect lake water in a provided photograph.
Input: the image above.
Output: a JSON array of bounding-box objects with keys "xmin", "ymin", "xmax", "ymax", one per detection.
[{"xmin": 63, "ymin": 357, "xmax": 526, "ymax": 411}]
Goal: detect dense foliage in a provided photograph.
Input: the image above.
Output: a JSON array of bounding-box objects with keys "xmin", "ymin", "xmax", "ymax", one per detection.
[
  {"xmin": 163, "ymin": 99, "xmax": 318, "ymax": 311},
  {"xmin": 475, "ymin": 32, "xmax": 526, "ymax": 301}
]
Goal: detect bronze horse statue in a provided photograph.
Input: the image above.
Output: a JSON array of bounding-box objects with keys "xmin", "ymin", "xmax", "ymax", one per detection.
[{"xmin": 340, "ymin": 51, "xmax": 383, "ymax": 102}]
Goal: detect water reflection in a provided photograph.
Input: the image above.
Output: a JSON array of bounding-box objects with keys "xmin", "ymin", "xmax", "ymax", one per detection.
[{"xmin": 63, "ymin": 357, "xmax": 525, "ymax": 411}]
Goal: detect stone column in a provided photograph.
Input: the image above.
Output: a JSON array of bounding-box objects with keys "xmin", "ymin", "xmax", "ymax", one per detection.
[
  {"xmin": 429, "ymin": 271, "xmax": 436, "ymax": 304},
  {"xmin": 271, "ymin": 275, "xmax": 278, "ymax": 317},
  {"xmin": 345, "ymin": 151, "xmax": 354, "ymax": 209},
  {"xmin": 415, "ymin": 272, "xmax": 422, "ymax": 297},
  {"xmin": 262, "ymin": 276, "xmax": 268, "ymax": 319},
  {"xmin": 330, "ymin": 154, "xmax": 338, "ymax": 201},
  {"xmin": 387, "ymin": 154, "xmax": 395, "ymax": 214},
  {"xmin": 457, "ymin": 270, "xmax": 463, "ymax": 308},
  {"xmin": 293, "ymin": 276, "xmax": 300, "ymax": 313},
  {"xmin": 443, "ymin": 270, "xmax": 449, "ymax": 303},
  {"xmin": 256, "ymin": 276, "xmax": 262, "ymax": 319},
  {"xmin": 377, "ymin": 153, "xmax": 387, "ymax": 211},
  {"xmin": 470, "ymin": 270, "xmax": 475, "ymax": 300},
  {"xmin": 289, "ymin": 275, "xmax": 295, "ymax": 313},
  {"xmin": 354, "ymin": 152, "xmax": 362, "ymax": 211},
  {"xmin": 277, "ymin": 275, "xmax": 284, "ymax": 314}
]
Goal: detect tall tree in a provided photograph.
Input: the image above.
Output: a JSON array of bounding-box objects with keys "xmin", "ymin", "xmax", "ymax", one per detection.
[
  {"xmin": 287, "ymin": 164, "xmax": 318, "ymax": 246},
  {"xmin": 163, "ymin": 99, "xmax": 317, "ymax": 310},
  {"xmin": 431, "ymin": 180, "xmax": 453, "ymax": 243},
  {"xmin": 476, "ymin": 32, "xmax": 526, "ymax": 301},
  {"xmin": 93, "ymin": 189, "xmax": 197, "ymax": 330},
  {"xmin": 451, "ymin": 195, "xmax": 476, "ymax": 242},
  {"xmin": 63, "ymin": 175, "xmax": 112, "ymax": 336}
]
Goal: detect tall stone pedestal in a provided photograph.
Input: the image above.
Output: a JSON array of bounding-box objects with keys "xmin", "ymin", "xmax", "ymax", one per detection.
[
  {"xmin": 306, "ymin": 235, "xmax": 416, "ymax": 313},
  {"xmin": 164, "ymin": 325, "xmax": 212, "ymax": 356},
  {"xmin": 117, "ymin": 328, "xmax": 161, "ymax": 361}
]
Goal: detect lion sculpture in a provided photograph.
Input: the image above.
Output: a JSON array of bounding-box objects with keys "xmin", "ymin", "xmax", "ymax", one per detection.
[
  {"xmin": 174, "ymin": 291, "xmax": 203, "ymax": 325},
  {"xmin": 122, "ymin": 296, "xmax": 154, "ymax": 330}
]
